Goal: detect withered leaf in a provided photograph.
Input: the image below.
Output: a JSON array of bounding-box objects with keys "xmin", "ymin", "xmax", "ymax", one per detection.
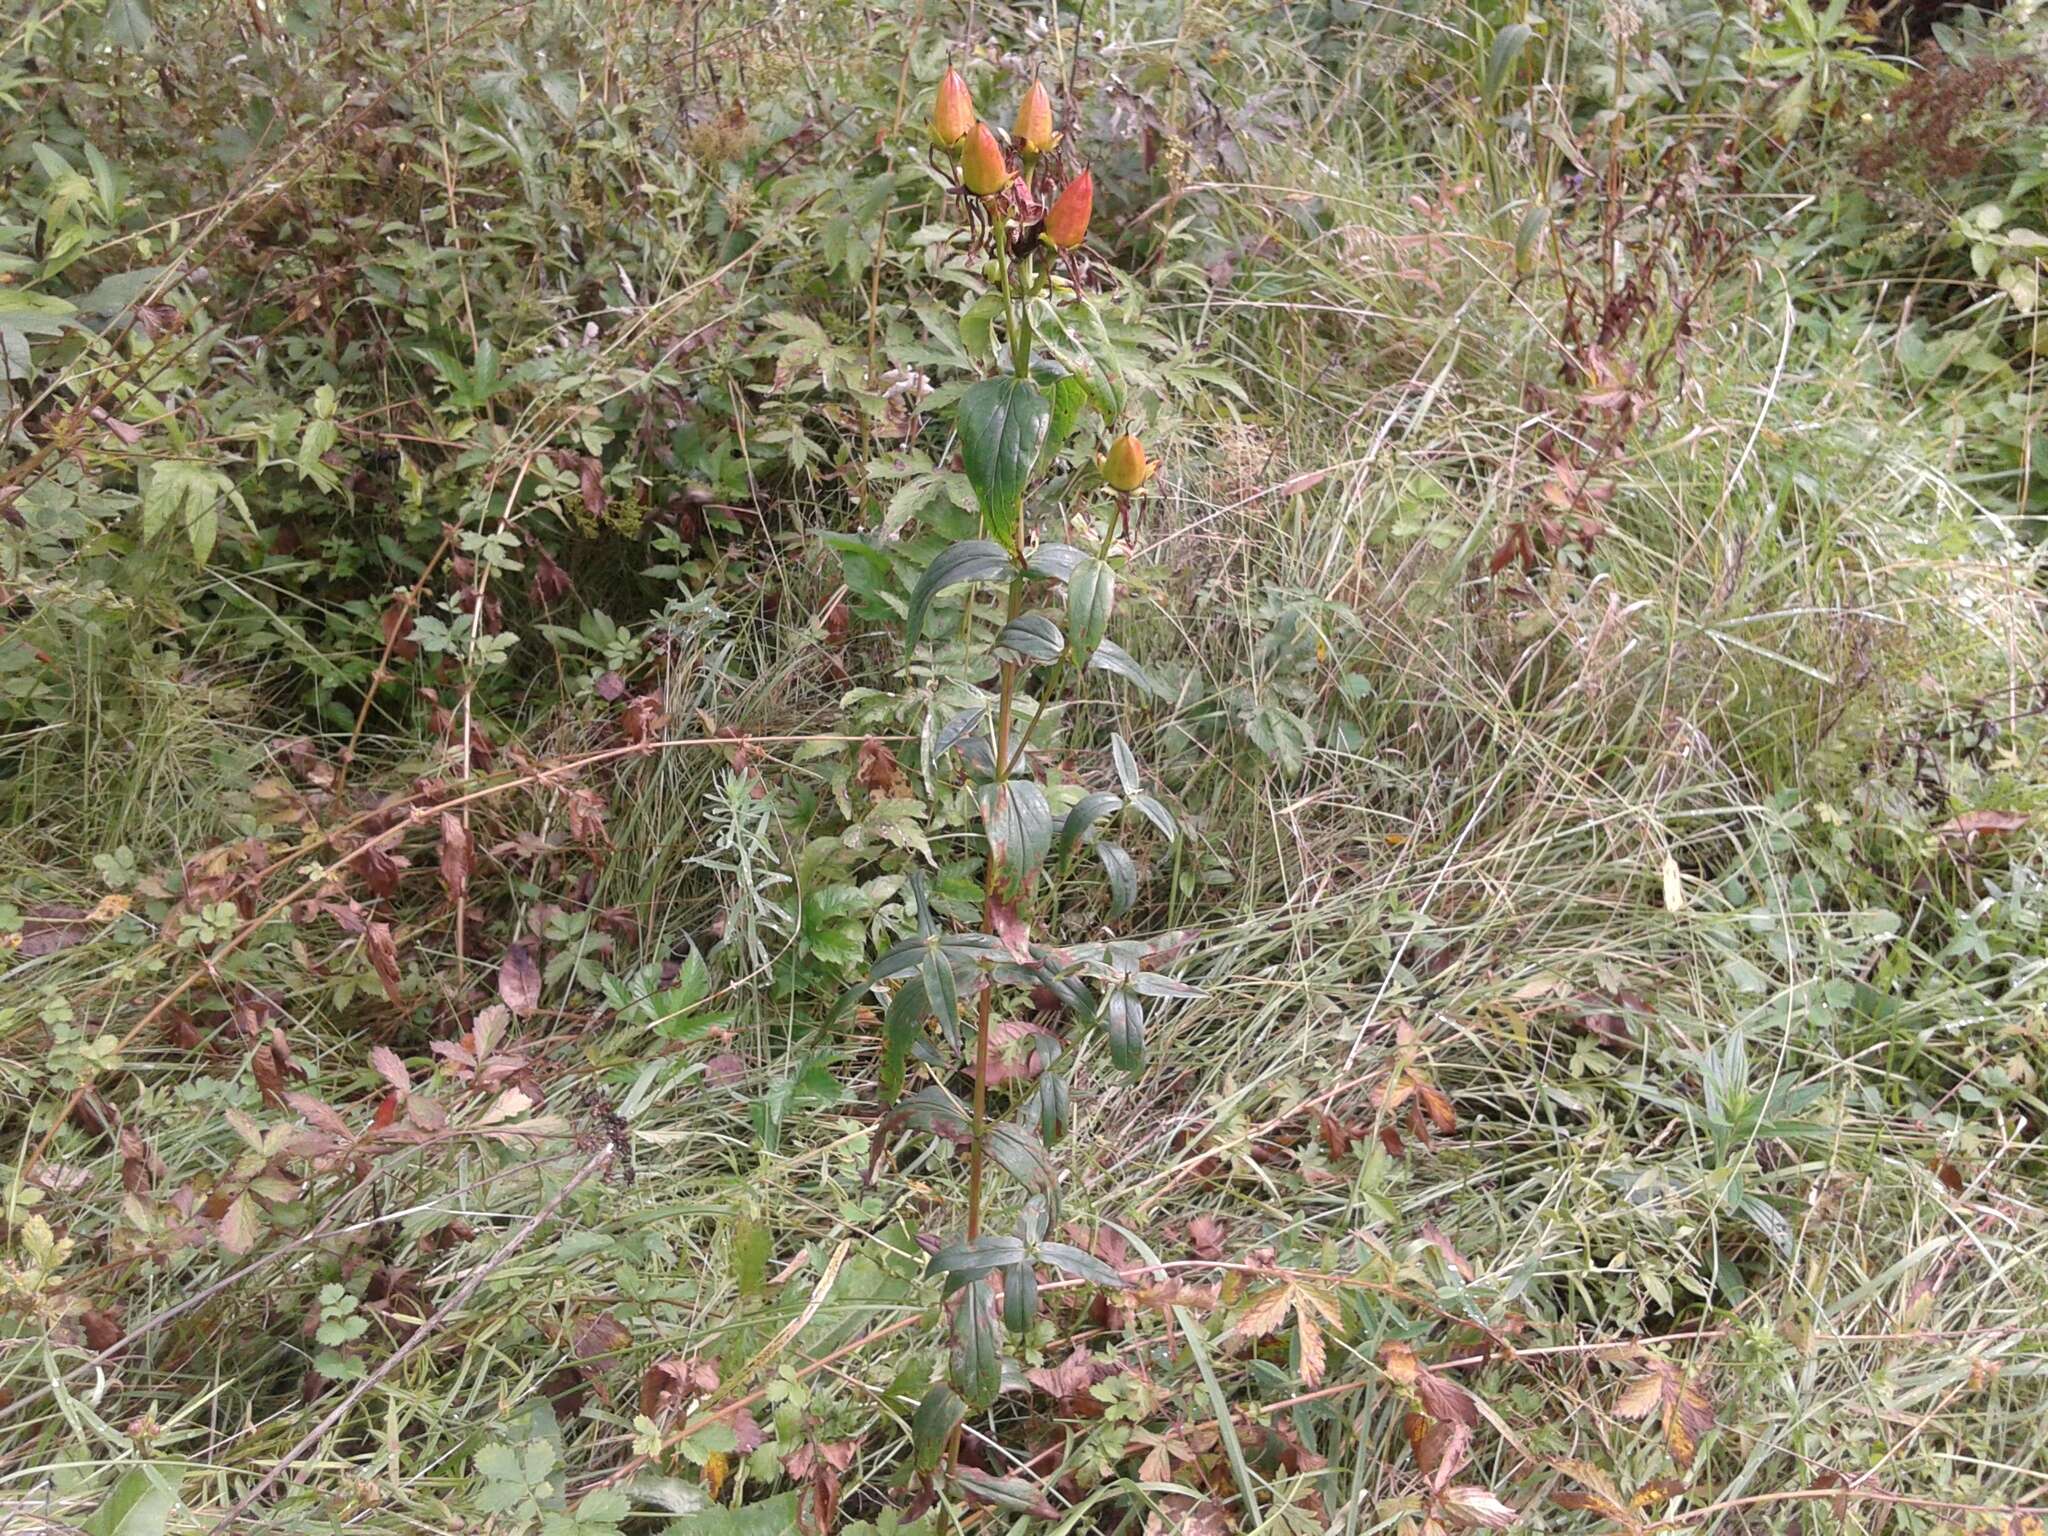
[
  {"xmin": 1437, "ymin": 1485, "xmax": 1516, "ymax": 1530},
  {"xmin": 437, "ymin": 813, "xmax": 472, "ymax": 901},
  {"xmin": 369, "ymin": 1045, "xmax": 411, "ymax": 1094},
  {"xmin": 498, "ymin": 942, "xmax": 542, "ymax": 1016},
  {"xmin": 365, "ymin": 921, "xmax": 405, "ymax": 1005}
]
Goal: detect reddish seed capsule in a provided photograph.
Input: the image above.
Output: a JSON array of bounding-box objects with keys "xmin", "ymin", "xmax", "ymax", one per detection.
[
  {"xmin": 1043, "ymin": 169, "xmax": 1093, "ymax": 250},
  {"xmin": 1101, "ymin": 433, "xmax": 1150, "ymax": 492},
  {"xmin": 1013, "ymin": 80, "xmax": 1058, "ymax": 156},
  {"xmin": 961, "ymin": 122, "xmax": 1009, "ymax": 198},
  {"xmin": 931, "ymin": 68, "xmax": 975, "ymax": 149}
]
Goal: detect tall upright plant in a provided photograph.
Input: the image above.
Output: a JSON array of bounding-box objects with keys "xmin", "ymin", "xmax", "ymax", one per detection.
[{"xmin": 838, "ymin": 59, "xmax": 1192, "ymax": 1490}]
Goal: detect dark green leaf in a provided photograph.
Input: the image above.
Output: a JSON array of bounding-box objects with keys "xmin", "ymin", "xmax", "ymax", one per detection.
[
  {"xmin": 912, "ymin": 1383, "xmax": 965, "ymax": 1474},
  {"xmin": 901, "ymin": 1084, "xmax": 972, "ymax": 1143},
  {"xmin": 1025, "ymin": 542, "xmax": 1087, "ymax": 582},
  {"xmin": 906, "ymin": 540, "xmax": 1015, "ymax": 650},
  {"xmin": 1039, "ymin": 1241, "xmax": 1127, "ymax": 1289},
  {"xmin": 1105, "ymin": 986, "xmax": 1145, "ymax": 1074},
  {"xmin": 1066, "ymin": 557, "xmax": 1114, "ymax": 663},
  {"xmin": 934, "ymin": 703, "xmax": 988, "ymax": 759},
  {"xmin": 957, "ymin": 377, "xmax": 1049, "ymax": 551},
  {"xmin": 1088, "ymin": 639, "xmax": 1165, "ymax": 697},
  {"xmin": 1099, "ymin": 842, "xmax": 1137, "ymax": 918},
  {"xmin": 928, "ymin": 1235, "xmax": 1028, "ymax": 1283},
  {"xmin": 921, "ymin": 950, "xmax": 959, "ymax": 1048},
  {"xmin": 1033, "ymin": 1072, "xmax": 1070, "ymax": 1143},
  {"xmin": 1055, "ymin": 791, "xmax": 1123, "ymax": 867},
  {"xmin": 1032, "ymin": 372, "xmax": 1093, "ymax": 478},
  {"xmin": 949, "ymin": 1277, "xmax": 1002, "ymax": 1408},
  {"xmin": 994, "ymin": 613, "xmax": 1064, "ymax": 663},
  {"xmin": 1002, "ymin": 1260, "xmax": 1039, "ymax": 1333},
  {"xmin": 951, "ymin": 1468, "xmax": 1057, "ymax": 1518},
  {"xmin": 979, "ymin": 778, "xmax": 1053, "ymax": 902},
  {"xmin": 987, "ymin": 1120, "xmax": 1054, "ymax": 1190}
]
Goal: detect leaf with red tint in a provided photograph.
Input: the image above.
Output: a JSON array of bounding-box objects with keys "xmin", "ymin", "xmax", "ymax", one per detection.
[
  {"xmin": 380, "ymin": 598, "xmax": 420, "ymax": 661},
  {"xmin": 357, "ymin": 844, "xmax": 409, "ymax": 901},
  {"xmin": 990, "ymin": 897, "xmax": 1032, "ymax": 962},
  {"xmin": 1026, "ymin": 1346, "xmax": 1105, "ymax": 1410},
  {"xmin": 1188, "ymin": 1214, "xmax": 1227, "ymax": 1260},
  {"xmin": 437, "ymin": 813, "xmax": 472, "ymax": 901},
  {"xmin": 619, "ymin": 692, "xmax": 664, "ymax": 746},
  {"xmin": 80, "ymin": 1306, "xmax": 124, "ymax": 1352},
  {"xmin": 1934, "ymin": 808, "xmax": 2029, "ymax": 840},
  {"xmin": 498, "ymin": 942, "xmax": 542, "ymax": 1016},
  {"xmin": 372, "ymin": 1091, "xmax": 401, "ymax": 1129},
  {"xmin": 1437, "ymin": 1485, "xmax": 1516, "ymax": 1529},
  {"xmin": 572, "ymin": 458, "xmax": 606, "ymax": 519},
  {"xmin": 1420, "ymin": 1221, "xmax": 1475, "ymax": 1282},
  {"xmin": 365, "ymin": 921, "xmax": 405, "ymax": 1005},
  {"xmin": 855, "ymin": 736, "xmax": 909, "ymax": 798},
  {"xmin": 369, "ymin": 1046, "xmax": 410, "ymax": 1094},
  {"xmin": 705, "ymin": 1051, "xmax": 747, "ymax": 1087},
  {"xmin": 593, "ymin": 670, "xmax": 627, "ymax": 701},
  {"xmin": 640, "ymin": 1355, "xmax": 720, "ymax": 1421},
  {"xmin": 532, "ymin": 546, "xmax": 574, "ymax": 607}
]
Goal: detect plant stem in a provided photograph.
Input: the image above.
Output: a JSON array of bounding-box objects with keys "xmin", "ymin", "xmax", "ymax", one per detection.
[{"xmin": 966, "ymin": 575, "xmax": 1026, "ymax": 1240}]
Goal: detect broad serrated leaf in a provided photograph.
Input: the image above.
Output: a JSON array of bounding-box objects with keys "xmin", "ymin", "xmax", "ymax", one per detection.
[
  {"xmin": 905, "ymin": 540, "xmax": 1015, "ymax": 649},
  {"xmin": 957, "ymin": 377, "xmax": 1049, "ymax": 550}
]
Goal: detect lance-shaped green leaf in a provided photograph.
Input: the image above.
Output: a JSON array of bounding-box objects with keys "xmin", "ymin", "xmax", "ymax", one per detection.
[
  {"xmin": 957, "ymin": 376, "xmax": 1049, "ymax": 552},
  {"xmin": 1099, "ymin": 842, "xmax": 1138, "ymax": 918},
  {"xmin": 1066, "ymin": 556, "xmax": 1114, "ymax": 664},
  {"xmin": 1039, "ymin": 1241, "xmax": 1127, "ymax": 1289},
  {"xmin": 951, "ymin": 1468, "xmax": 1057, "ymax": 1518},
  {"xmin": 1088, "ymin": 639, "xmax": 1165, "ymax": 697},
  {"xmin": 1105, "ymin": 985, "xmax": 1146, "ymax": 1074},
  {"xmin": 921, "ymin": 950, "xmax": 959, "ymax": 1047},
  {"xmin": 933, "ymin": 703, "xmax": 989, "ymax": 760},
  {"xmin": 928, "ymin": 1234, "xmax": 1028, "ymax": 1287},
  {"xmin": 949, "ymin": 1277, "xmax": 1002, "ymax": 1408},
  {"xmin": 881, "ymin": 977, "xmax": 923, "ymax": 1106},
  {"xmin": 987, "ymin": 1120, "xmax": 1054, "ymax": 1191},
  {"xmin": 1025, "ymin": 542, "xmax": 1087, "ymax": 582},
  {"xmin": 979, "ymin": 778, "xmax": 1052, "ymax": 902},
  {"xmin": 906, "ymin": 539, "xmax": 1016, "ymax": 650},
  {"xmin": 901, "ymin": 1083, "xmax": 972, "ymax": 1143},
  {"xmin": 1032, "ymin": 1071, "xmax": 1070, "ymax": 1144},
  {"xmin": 912, "ymin": 1383, "xmax": 965, "ymax": 1474},
  {"xmin": 1056, "ymin": 791, "xmax": 1123, "ymax": 867},
  {"xmin": 1031, "ymin": 372, "xmax": 1093, "ymax": 478},
  {"xmin": 1002, "ymin": 1260, "xmax": 1039, "ymax": 1333},
  {"xmin": 1131, "ymin": 792, "xmax": 1178, "ymax": 842},
  {"xmin": 994, "ymin": 613, "xmax": 1064, "ymax": 664},
  {"xmin": 1110, "ymin": 733, "xmax": 1141, "ymax": 796}
]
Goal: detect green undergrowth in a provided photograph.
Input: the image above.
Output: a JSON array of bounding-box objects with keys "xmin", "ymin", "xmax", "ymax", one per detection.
[{"xmin": 3, "ymin": 0, "xmax": 2046, "ymax": 1533}]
